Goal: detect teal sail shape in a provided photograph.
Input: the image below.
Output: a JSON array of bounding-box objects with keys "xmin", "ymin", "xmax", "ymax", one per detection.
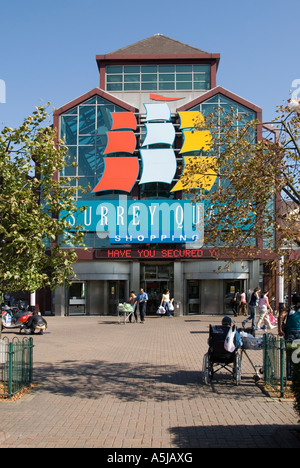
[{"xmin": 139, "ymin": 148, "xmax": 177, "ymax": 184}]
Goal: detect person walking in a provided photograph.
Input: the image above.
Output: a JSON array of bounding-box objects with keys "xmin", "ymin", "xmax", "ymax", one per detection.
[
  {"xmin": 160, "ymin": 288, "xmax": 172, "ymax": 317},
  {"xmin": 238, "ymin": 291, "xmax": 247, "ymax": 316},
  {"xmin": 243, "ymin": 287, "xmax": 260, "ymax": 329},
  {"xmin": 136, "ymin": 288, "xmax": 148, "ymax": 323},
  {"xmin": 128, "ymin": 291, "xmax": 137, "ymax": 323},
  {"xmin": 256, "ymin": 290, "xmax": 276, "ymax": 330},
  {"xmin": 232, "ymin": 290, "xmax": 240, "ymax": 317}
]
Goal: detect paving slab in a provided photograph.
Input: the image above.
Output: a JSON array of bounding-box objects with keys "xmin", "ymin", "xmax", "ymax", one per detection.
[{"xmin": 0, "ymin": 315, "xmax": 299, "ymax": 449}]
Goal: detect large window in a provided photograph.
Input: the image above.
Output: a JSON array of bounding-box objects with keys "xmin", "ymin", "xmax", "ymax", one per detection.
[
  {"xmin": 189, "ymin": 94, "xmax": 257, "ymax": 159},
  {"xmin": 191, "ymin": 94, "xmax": 256, "ymax": 132},
  {"xmin": 60, "ymin": 95, "xmax": 126, "ymax": 200},
  {"xmin": 106, "ymin": 64, "xmax": 211, "ymax": 92}
]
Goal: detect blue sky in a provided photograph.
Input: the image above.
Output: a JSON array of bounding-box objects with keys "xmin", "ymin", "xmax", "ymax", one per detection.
[{"xmin": 0, "ymin": 0, "xmax": 299, "ymax": 130}]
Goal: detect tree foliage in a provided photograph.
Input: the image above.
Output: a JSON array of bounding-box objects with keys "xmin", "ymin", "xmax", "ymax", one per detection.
[
  {"xmin": 180, "ymin": 99, "xmax": 300, "ymax": 276},
  {"xmin": 0, "ymin": 105, "xmax": 85, "ymax": 292}
]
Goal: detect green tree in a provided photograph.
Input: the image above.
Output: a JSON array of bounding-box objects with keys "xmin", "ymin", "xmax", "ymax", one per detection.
[
  {"xmin": 0, "ymin": 105, "xmax": 85, "ymax": 293},
  {"xmin": 179, "ymin": 99, "xmax": 300, "ymax": 277}
]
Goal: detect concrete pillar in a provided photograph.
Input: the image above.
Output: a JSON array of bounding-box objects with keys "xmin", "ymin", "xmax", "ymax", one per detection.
[{"xmin": 174, "ymin": 262, "xmax": 183, "ymax": 316}]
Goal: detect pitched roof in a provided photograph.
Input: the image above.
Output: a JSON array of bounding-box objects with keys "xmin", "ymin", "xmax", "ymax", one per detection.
[
  {"xmin": 106, "ymin": 34, "xmax": 211, "ymax": 56},
  {"xmin": 96, "ymin": 35, "xmax": 220, "ymax": 74}
]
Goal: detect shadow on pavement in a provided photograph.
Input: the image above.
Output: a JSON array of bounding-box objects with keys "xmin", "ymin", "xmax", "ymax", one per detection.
[{"xmin": 34, "ymin": 359, "xmax": 262, "ymax": 402}]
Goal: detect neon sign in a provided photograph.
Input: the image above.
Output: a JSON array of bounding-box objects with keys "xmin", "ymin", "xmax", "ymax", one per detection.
[{"xmin": 95, "ymin": 248, "xmax": 218, "ymax": 259}]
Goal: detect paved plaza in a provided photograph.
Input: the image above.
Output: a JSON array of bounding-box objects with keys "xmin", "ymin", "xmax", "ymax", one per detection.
[{"xmin": 0, "ymin": 314, "xmax": 299, "ymax": 449}]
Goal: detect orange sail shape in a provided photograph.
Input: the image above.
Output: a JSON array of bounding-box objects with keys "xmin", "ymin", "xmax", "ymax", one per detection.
[
  {"xmin": 180, "ymin": 130, "xmax": 212, "ymax": 153},
  {"xmin": 92, "ymin": 158, "xmax": 139, "ymax": 193},
  {"xmin": 111, "ymin": 112, "xmax": 137, "ymax": 130},
  {"xmin": 104, "ymin": 131, "xmax": 136, "ymax": 154},
  {"xmin": 171, "ymin": 156, "xmax": 217, "ymax": 192},
  {"xmin": 150, "ymin": 94, "xmax": 183, "ymax": 102}
]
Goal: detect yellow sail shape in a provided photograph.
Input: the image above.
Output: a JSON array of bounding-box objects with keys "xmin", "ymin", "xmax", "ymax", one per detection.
[
  {"xmin": 178, "ymin": 111, "xmax": 204, "ymax": 129},
  {"xmin": 171, "ymin": 156, "xmax": 217, "ymax": 192},
  {"xmin": 180, "ymin": 130, "xmax": 212, "ymax": 153}
]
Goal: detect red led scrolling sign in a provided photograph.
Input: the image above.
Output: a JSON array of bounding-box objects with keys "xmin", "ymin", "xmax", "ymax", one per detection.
[{"xmin": 95, "ymin": 248, "xmax": 218, "ymax": 259}]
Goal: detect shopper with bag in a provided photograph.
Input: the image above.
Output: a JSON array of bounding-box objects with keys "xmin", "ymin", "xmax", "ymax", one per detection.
[
  {"xmin": 256, "ymin": 290, "xmax": 276, "ymax": 330},
  {"xmin": 128, "ymin": 291, "xmax": 137, "ymax": 323},
  {"xmin": 222, "ymin": 316, "xmax": 242, "ymax": 351},
  {"xmin": 160, "ymin": 288, "xmax": 173, "ymax": 317}
]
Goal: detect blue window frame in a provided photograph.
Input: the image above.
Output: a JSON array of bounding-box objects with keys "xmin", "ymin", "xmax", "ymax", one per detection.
[{"xmin": 60, "ymin": 96, "xmax": 126, "ymax": 201}]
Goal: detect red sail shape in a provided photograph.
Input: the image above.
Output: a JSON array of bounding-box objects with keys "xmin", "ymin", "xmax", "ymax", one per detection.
[
  {"xmin": 111, "ymin": 112, "xmax": 137, "ymax": 130},
  {"xmin": 104, "ymin": 131, "xmax": 136, "ymax": 154},
  {"xmin": 92, "ymin": 157, "xmax": 139, "ymax": 192},
  {"xmin": 150, "ymin": 94, "xmax": 183, "ymax": 102}
]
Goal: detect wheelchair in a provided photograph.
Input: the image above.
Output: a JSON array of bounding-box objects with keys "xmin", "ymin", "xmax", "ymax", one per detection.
[{"xmin": 202, "ymin": 324, "xmax": 242, "ymax": 385}]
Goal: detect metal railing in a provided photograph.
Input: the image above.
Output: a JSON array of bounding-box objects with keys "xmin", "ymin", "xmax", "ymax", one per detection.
[
  {"xmin": 0, "ymin": 336, "xmax": 33, "ymax": 399},
  {"xmin": 263, "ymin": 333, "xmax": 287, "ymax": 397}
]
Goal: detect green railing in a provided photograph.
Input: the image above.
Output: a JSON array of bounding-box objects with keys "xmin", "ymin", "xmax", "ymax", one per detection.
[
  {"xmin": 0, "ymin": 337, "xmax": 33, "ymax": 399},
  {"xmin": 263, "ymin": 333, "xmax": 288, "ymax": 397}
]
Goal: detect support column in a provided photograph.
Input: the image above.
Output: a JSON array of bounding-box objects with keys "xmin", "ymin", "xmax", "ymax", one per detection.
[
  {"xmin": 174, "ymin": 262, "xmax": 183, "ymax": 316},
  {"xmin": 278, "ymin": 255, "xmax": 285, "ymax": 313}
]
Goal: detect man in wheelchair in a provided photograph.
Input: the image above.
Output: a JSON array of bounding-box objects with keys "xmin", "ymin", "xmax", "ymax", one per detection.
[{"xmin": 203, "ymin": 316, "xmax": 242, "ymax": 385}]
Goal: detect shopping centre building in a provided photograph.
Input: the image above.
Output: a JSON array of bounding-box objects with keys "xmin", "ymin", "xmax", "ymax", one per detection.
[{"xmin": 47, "ymin": 34, "xmax": 276, "ymax": 317}]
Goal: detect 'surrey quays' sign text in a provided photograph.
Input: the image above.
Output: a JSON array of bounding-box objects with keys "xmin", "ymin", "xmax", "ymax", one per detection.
[{"xmin": 62, "ymin": 199, "xmax": 204, "ymax": 245}]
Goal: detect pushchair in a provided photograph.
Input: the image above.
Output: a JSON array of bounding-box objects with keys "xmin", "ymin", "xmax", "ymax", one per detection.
[{"xmin": 202, "ymin": 324, "xmax": 242, "ymax": 385}]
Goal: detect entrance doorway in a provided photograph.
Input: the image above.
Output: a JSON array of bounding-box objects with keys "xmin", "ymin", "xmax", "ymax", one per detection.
[
  {"xmin": 140, "ymin": 263, "xmax": 174, "ymax": 315},
  {"xmin": 187, "ymin": 279, "xmax": 246, "ymax": 315},
  {"xmin": 187, "ymin": 280, "xmax": 220, "ymax": 314},
  {"xmin": 108, "ymin": 281, "xmax": 126, "ymax": 315},
  {"xmin": 224, "ymin": 280, "xmax": 245, "ymax": 315},
  {"xmin": 68, "ymin": 281, "xmax": 86, "ymax": 315},
  {"xmin": 187, "ymin": 280, "xmax": 201, "ymax": 314}
]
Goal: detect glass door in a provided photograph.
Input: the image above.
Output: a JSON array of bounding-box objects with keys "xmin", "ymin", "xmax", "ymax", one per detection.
[
  {"xmin": 108, "ymin": 281, "xmax": 126, "ymax": 315},
  {"xmin": 187, "ymin": 280, "xmax": 201, "ymax": 314},
  {"xmin": 224, "ymin": 280, "xmax": 244, "ymax": 314},
  {"xmin": 140, "ymin": 263, "xmax": 174, "ymax": 315},
  {"xmin": 68, "ymin": 282, "xmax": 86, "ymax": 315}
]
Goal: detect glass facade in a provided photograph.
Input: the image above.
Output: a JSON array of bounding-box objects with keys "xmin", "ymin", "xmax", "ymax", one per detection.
[
  {"xmin": 59, "ymin": 92, "xmax": 259, "ymax": 248},
  {"xmin": 60, "ymin": 96, "xmax": 127, "ymax": 200},
  {"xmin": 190, "ymin": 94, "xmax": 256, "ymax": 134},
  {"xmin": 188, "ymin": 94, "xmax": 258, "ymax": 247},
  {"xmin": 106, "ymin": 64, "xmax": 211, "ymax": 92}
]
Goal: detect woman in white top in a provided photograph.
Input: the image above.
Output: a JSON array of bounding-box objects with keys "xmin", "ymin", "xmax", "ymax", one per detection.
[
  {"xmin": 160, "ymin": 289, "xmax": 172, "ymax": 317},
  {"xmin": 128, "ymin": 291, "xmax": 137, "ymax": 323},
  {"xmin": 256, "ymin": 291, "xmax": 275, "ymax": 330}
]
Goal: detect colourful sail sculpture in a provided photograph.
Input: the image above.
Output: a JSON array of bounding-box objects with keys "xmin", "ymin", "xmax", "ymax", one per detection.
[
  {"xmin": 150, "ymin": 94, "xmax": 183, "ymax": 102},
  {"xmin": 143, "ymin": 122, "xmax": 175, "ymax": 146},
  {"xmin": 92, "ymin": 111, "xmax": 138, "ymax": 193},
  {"xmin": 178, "ymin": 111, "xmax": 204, "ymax": 128},
  {"xmin": 92, "ymin": 158, "xmax": 139, "ymax": 192},
  {"xmin": 144, "ymin": 103, "xmax": 171, "ymax": 122},
  {"xmin": 139, "ymin": 103, "xmax": 177, "ymax": 185},
  {"xmin": 110, "ymin": 112, "xmax": 137, "ymax": 130},
  {"xmin": 139, "ymin": 149, "xmax": 176, "ymax": 184},
  {"xmin": 104, "ymin": 131, "xmax": 136, "ymax": 154},
  {"xmin": 92, "ymin": 104, "xmax": 217, "ymax": 194},
  {"xmin": 171, "ymin": 111, "xmax": 217, "ymax": 192}
]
